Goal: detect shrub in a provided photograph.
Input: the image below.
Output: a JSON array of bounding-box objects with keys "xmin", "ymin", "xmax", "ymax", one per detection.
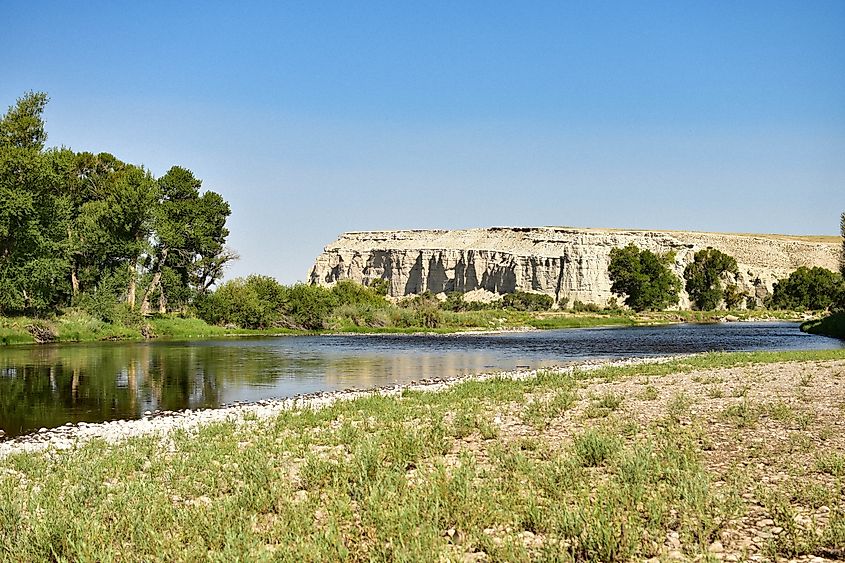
[
  {"xmin": 608, "ymin": 244, "xmax": 681, "ymax": 311},
  {"xmin": 572, "ymin": 300, "xmax": 602, "ymax": 313},
  {"xmin": 723, "ymin": 284, "xmax": 746, "ymax": 310},
  {"xmin": 501, "ymin": 291, "xmax": 553, "ymax": 311},
  {"xmin": 770, "ymin": 267, "xmax": 844, "ymax": 311},
  {"xmin": 368, "ymin": 278, "xmax": 390, "ymax": 296},
  {"xmin": 196, "ymin": 275, "xmax": 288, "ymax": 329},
  {"xmin": 572, "ymin": 430, "xmax": 620, "ymax": 467},
  {"xmin": 683, "ymin": 247, "xmax": 739, "ymax": 310},
  {"xmin": 283, "ymin": 283, "xmax": 336, "ymax": 330},
  {"xmin": 330, "ymin": 279, "xmax": 388, "ymax": 308},
  {"xmin": 399, "ymin": 292, "xmax": 443, "ymax": 328}
]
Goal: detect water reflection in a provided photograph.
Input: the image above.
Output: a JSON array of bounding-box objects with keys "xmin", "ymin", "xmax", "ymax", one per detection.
[{"xmin": 0, "ymin": 323, "xmax": 841, "ymax": 437}]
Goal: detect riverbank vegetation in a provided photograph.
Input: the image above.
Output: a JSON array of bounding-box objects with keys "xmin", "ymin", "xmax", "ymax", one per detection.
[
  {"xmin": 797, "ymin": 212, "xmax": 845, "ymax": 340},
  {"xmin": 2, "ymin": 91, "xmax": 842, "ymax": 345},
  {"xmin": 2, "ymin": 349, "xmax": 844, "ymax": 561},
  {"xmin": 0, "ymin": 92, "xmax": 234, "ymax": 320}
]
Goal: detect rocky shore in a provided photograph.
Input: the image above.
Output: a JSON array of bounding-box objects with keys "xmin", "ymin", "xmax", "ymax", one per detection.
[{"xmin": 0, "ymin": 355, "xmax": 675, "ymax": 459}]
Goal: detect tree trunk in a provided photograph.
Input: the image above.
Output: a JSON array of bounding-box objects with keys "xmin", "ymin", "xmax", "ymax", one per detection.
[
  {"xmin": 71, "ymin": 265, "xmax": 79, "ymax": 296},
  {"xmin": 158, "ymin": 285, "xmax": 167, "ymax": 314},
  {"xmin": 127, "ymin": 261, "xmax": 137, "ymax": 309},
  {"xmin": 140, "ymin": 248, "xmax": 168, "ymax": 316}
]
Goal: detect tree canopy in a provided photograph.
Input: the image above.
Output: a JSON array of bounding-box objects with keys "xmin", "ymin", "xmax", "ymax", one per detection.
[
  {"xmin": 607, "ymin": 244, "xmax": 681, "ymax": 312},
  {"xmin": 683, "ymin": 247, "xmax": 739, "ymax": 310},
  {"xmin": 769, "ymin": 267, "xmax": 843, "ymax": 311},
  {"xmin": 0, "ymin": 91, "xmax": 234, "ymax": 317}
]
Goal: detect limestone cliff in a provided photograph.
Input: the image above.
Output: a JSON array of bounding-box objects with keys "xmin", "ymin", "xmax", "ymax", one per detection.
[{"xmin": 308, "ymin": 227, "xmax": 840, "ymax": 309}]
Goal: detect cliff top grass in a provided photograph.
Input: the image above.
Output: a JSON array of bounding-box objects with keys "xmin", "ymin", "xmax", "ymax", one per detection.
[
  {"xmin": 2, "ymin": 349, "xmax": 845, "ymax": 561},
  {"xmin": 340, "ymin": 225, "xmax": 840, "ymax": 244}
]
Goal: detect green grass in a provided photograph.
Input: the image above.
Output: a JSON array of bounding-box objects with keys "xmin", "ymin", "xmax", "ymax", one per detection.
[
  {"xmin": 0, "ymin": 384, "xmax": 726, "ymax": 561},
  {"xmin": 0, "ymin": 305, "xmax": 814, "ymax": 347},
  {"xmin": 3, "ymin": 348, "xmax": 845, "ymax": 560},
  {"xmin": 802, "ymin": 312, "xmax": 845, "ymax": 340}
]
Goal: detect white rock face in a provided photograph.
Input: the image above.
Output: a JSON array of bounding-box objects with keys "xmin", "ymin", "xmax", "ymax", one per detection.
[{"xmin": 308, "ymin": 227, "xmax": 841, "ymax": 309}]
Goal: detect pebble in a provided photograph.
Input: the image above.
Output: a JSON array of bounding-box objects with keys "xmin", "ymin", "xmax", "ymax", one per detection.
[{"xmin": 0, "ymin": 355, "xmax": 683, "ymax": 459}]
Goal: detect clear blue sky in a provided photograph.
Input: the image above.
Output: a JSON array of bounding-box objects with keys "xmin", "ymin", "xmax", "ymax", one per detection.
[{"xmin": 3, "ymin": 1, "xmax": 843, "ymax": 283}]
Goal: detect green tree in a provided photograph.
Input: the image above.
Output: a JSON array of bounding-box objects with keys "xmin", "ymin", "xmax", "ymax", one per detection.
[
  {"xmin": 770, "ymin": 267, "xmax": 843, "ymax": 311},
  {"xmin": 683, "ymin": 248, "xmax": 739, "ymax": 310},
  {"xmin": 608, "ymin": 244, "xmax": 681, "ymax": 312},
  {"xmin": 0, "ymin": 92, "xmax": 72, "ymax": 314},
  {"xmin": 140, "ymin": 166, "xmax": 233, "ymax": 314},
  {"xmin": 0, "ymin": 91, "xmax": 235, "ymax": 318},
  {"xmin": 0, "ymin": 91, "xmax": 48, "ymax": 150}
]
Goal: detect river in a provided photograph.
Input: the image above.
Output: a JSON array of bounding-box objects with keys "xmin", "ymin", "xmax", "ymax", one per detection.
[{"xmin": 0, "ymin": 322, "xmax": 841, "ymax": 438}]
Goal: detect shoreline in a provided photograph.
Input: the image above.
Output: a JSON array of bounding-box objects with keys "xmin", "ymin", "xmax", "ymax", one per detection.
[
  {"xmin": 0, "ymin": 355, "xmax": 679, "ymax": 459},
  {"xmin": 4, "ymin": 348, "xmax": 845, "ymax": 560},
  {"xmin": 0, "ymin": 312, "xmax": 810, "ymax": 348}
]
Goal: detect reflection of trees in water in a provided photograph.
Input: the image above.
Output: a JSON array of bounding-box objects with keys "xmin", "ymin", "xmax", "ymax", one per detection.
[
  {"xmin": 0, "ymin": 344, "xmax": 232, "ymax": 436},
  {"xmin": 0, "ymin": 341, "xmax": 527, "ymax": 437}
]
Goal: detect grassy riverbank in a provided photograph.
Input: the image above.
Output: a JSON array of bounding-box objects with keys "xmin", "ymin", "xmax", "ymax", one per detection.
[
  {"xmin": 0, "ymin": 308, "xmax": 809, "ymax": 346},
  {"xmin": 802, "ymin": 312, "xmax": 845, "ymax": 340},
  {"xmin": 2, "ymin": 349, "xmax": 844, "ymax": 561}
]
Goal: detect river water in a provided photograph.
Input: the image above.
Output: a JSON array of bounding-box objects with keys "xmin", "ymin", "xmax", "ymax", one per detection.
[{"xmin": 0, "ymin": 322, "xmax": 841, "ymax": 438}]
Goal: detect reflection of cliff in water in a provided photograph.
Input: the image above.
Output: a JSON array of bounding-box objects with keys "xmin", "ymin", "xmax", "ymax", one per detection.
[
  {"xmin": 1, "ymin": 324, "xmax": 840, "ymax": 438},
  {"xmin": 316, "ymin": 352, "xmax": 521, "ymax": 386}
]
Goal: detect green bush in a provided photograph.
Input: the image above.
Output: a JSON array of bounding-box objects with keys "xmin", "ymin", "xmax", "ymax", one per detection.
[
  {"xmin": 501, "ymin": 291, "xmax": 553, "ymax": 312},
  {"xmin": 572, "ymin": 300, "xmax": 602, "ymax": 313},
  {"xmin": 399, "ymin": 292, "xmax": 443, "ymax": 328},
  {"xmin": 608, "ymin": 244, "xmax": 681, "ymax": 312},
  {"xmin": 330, "ymin": 279, "xmax": 388, "ymax": 308},
  {"xmin": 283, "ymin": 283, "xmax": 336, "ymax": 330},
  {"xmin": 770, "ymin": 267, "xmax": 844, "ymax": 311},
  {"xmin": 196, "ymin": 275, "xmax": 288, "ymax": 329},
  {"xmin": 440, "ymin": 292, "xmax": 494, "ymax": 312}
]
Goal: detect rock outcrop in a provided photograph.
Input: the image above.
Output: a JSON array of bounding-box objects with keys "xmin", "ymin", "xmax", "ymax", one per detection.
[{"xmin": 308, "ymin": 227, "xmax": 841, "ymax": 309}]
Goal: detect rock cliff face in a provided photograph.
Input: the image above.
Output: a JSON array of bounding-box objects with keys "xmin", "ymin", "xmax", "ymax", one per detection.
[{"xmin": 308, "ymin": 227, "xmax": 841, "ymax": 309}]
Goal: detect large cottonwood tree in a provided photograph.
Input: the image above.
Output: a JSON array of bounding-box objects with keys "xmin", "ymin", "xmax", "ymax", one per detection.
[{"xmin": 0, "ymin": 91, "xmax": 235, "ymax": 317}]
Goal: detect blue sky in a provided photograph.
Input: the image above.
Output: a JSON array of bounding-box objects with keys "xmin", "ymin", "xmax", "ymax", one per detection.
[{"xmin": 2, "ymin": 1, "xmax": 843, "ymax": 283}]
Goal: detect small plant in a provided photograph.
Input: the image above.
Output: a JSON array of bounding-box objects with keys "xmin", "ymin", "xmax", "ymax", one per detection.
[
  {"xmin": 707, "ymin": 386, "xmax": 724, "ymax": 399},
  {"xmin": 572, "ymin": 430, "xmax": 620, "ymax": 467},
  {"xmin": 731, "ymin": 384, "xmax": 750, "ymax": 398},
  {"xmin": 795, "ymin": 411, "xmax": 814, "ymax": 431},
  {"xmin": 816, "ymin": 452, "xmax": 845, "ymax": 477},
  {"xmin": 522, "ymin": 387, "xmax": 577, "ymax": 428},
  {"xmin": 585, "ymin": 392, "xmax": 624, "ymax": 418},
  {"xmin": 666, "ymin": 392, "xmax": 692, "ymax": 423},
  {"xmin": 722, "ymin": 398, "xmax": 759, "ymax": 428},
  {"xmin": 766, "ymin": 401, "xmax": 794, "ymax": 422},
  {"xmin": 639, "ymin": 385, "xmax": 658, "ymax": 401}
]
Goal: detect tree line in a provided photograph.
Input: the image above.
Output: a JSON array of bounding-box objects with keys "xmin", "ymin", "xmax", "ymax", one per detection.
[
  {"xmin": 607, "ymin": 241, "xmax": 845, "ymax": 313},
  {"xmin": 0, "ymin": 92, "xmax": 234, "ymax": 320}
]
